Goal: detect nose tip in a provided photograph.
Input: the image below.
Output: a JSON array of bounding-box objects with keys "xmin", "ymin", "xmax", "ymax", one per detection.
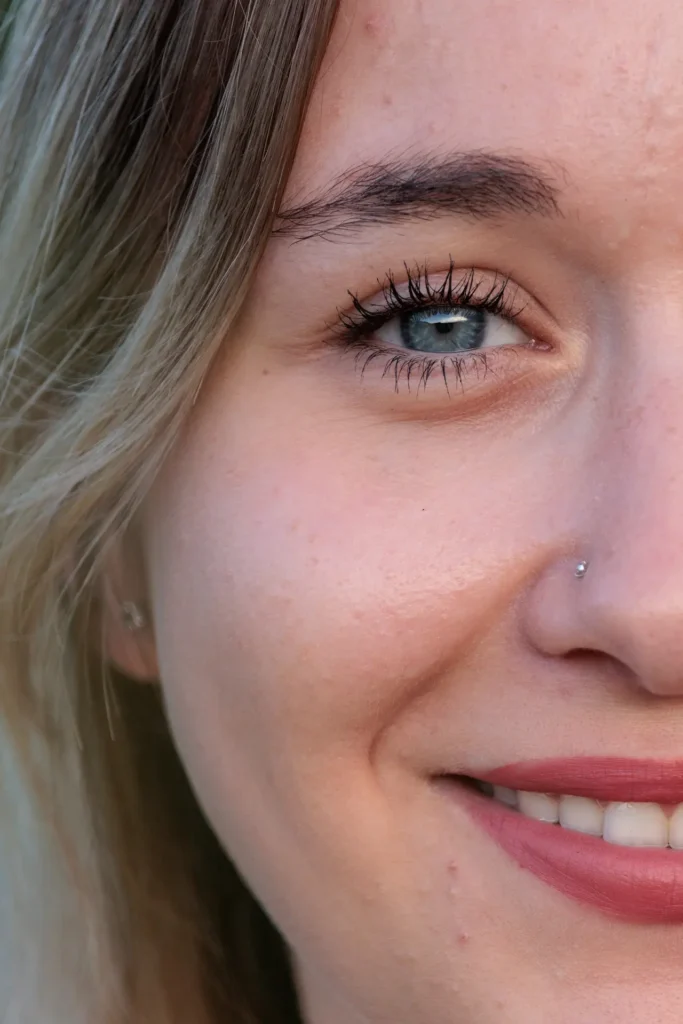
[{"xmin": 524, "ymin": 552, "xmax": 683, "ymax": 698}]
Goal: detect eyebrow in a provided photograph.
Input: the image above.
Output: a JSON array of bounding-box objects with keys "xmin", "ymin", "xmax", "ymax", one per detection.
[{"xmin": 274, "ymin": 152, "xmax": 564, "ymax": 242}]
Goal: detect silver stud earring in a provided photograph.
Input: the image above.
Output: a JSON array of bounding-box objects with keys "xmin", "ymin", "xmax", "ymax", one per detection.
[
  {"xmin": 121, "ymin": 601, "xmax": 147, "ymax": 631},
  {"xmin": 574, "ymin": 560, "xmax": 589, "ymax": 579}
]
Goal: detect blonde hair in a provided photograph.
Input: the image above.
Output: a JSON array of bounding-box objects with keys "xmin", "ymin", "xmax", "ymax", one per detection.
[{"xmin": 0, "ymin": 2, "xmax": 338, "ymax": 1021}]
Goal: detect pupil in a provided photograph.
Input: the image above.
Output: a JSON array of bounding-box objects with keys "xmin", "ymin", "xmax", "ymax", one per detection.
[{"xmin": 400, "ymin": 308, "xmax": 486, "ymax": 353}]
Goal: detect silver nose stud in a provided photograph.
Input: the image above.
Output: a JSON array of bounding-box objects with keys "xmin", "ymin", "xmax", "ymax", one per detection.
[{"xmin": 574, "ymin": 560, "xmax": 589, "ymax": 579}]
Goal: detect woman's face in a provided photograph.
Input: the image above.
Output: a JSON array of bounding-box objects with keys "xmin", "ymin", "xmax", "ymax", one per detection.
[{"xmin": 110, "ymin": 1, "xmax": 683, "ymax": 1021}]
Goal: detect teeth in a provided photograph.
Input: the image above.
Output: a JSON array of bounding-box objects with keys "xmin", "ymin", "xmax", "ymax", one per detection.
[
  {"xmin": 603, "ymin": 802, "xmax": 668, "ymax": 848},
  {"xmin": 559, "ymin": 795, "xmax": 605, "ymax": 836},
  {"xmin": 517, "ymin": 791, "xmax": 559, "ymax": 823},
  {"xmin": 493, "ymin": 786, "xmax": 518, "ymax": 808},
  {"xmin": 670, "ymin": 805, "xmax": 683, "ymax": 850},
  {"xmin": 484, "ymin": 784, "xmax": 683, "ymax": 849}
]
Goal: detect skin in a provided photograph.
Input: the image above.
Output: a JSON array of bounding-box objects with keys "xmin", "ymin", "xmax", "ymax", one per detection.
[{"xmin": 103, "ymin": 1, "xmax": 683, "ymax": 1021}]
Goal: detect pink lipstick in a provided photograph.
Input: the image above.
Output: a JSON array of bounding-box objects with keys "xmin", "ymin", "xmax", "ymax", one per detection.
[
  {"xmin": 483, "ymin": 757, "xmax": 683, "ymax": 804},
  {"xmin": 439, "ymin": 758, "xmax": 683, "ymax": 923}
]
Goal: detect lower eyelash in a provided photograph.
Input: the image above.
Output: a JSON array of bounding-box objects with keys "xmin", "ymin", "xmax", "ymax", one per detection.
[{"xmin": 351, "ymin": 343, "xmax": 497, "ymax": 397}]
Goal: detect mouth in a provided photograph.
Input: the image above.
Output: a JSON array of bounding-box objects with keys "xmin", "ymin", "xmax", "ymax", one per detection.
[{"xmin": 436, "ymin": 758, "xmax": 683, "ymax": 923}]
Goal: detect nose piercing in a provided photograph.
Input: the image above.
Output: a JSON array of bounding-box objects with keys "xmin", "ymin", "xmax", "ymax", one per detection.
[{"xmin": 574, "ymin": 560, "xmax": 589, "ymax": 579}]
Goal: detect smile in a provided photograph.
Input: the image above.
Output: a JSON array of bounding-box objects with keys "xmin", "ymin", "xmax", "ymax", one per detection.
[
  {"xmin": 437, "ymin": 758, "xmax": 683, "ymax": 923},
  {"xmin": 474, "ymin": 782, "xmax": 683, "ymax": 848}
]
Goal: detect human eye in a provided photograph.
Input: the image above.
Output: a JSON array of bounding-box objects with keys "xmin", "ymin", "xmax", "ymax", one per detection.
[{"xmin": 328, "ymin": 259, "xmax": 550, "ymax": 398}]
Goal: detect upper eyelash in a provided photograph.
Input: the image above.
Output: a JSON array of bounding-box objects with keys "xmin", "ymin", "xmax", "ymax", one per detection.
[{"xmin": 334, "ymin": 258, "xmax": 525, "ymax": 341}]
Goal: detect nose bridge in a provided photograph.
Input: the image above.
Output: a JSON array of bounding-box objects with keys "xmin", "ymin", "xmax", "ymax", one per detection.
[
  {"xmin": 601, "ymin": 309, "xmax": 683, "ymax": 534},
  {"xmin": 580, "ymin": 340, "xmax": 683, "ymax": 690},
  {"xmin": 601, "ymin": 383, "xmax": 683, "ymax": 565}
]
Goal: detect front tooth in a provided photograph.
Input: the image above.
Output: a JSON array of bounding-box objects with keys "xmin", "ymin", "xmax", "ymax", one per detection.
[
  {"xmin": 518, "ymin": 791, "xmax": 560, "ymax": 823},
  {"xmin": 559, "ymin": 795, "xmax": 604, "ymax": 836},
  {"xmin": 493, "ymin": 786, "xmax": 518, "ymax": 808},
  {"xmin": 603, "ymin": 802, "xmax": 668, "ymax": 848},
  {"xmin": 669, "ymin": 805, "xmax": 683, "ymax": 849}
]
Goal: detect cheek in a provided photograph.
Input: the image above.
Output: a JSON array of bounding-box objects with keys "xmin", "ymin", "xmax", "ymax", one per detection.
[
  {"xmin": 139, "ymin": 377, "xmax": 562, "ymax": 968},
  {"xmin": 143, "ymin": 401, "xmax": 541, "ymax": 776},
  {"xmin": 140, "ymin": 420, "xmax": 520, "ymax": 948}
]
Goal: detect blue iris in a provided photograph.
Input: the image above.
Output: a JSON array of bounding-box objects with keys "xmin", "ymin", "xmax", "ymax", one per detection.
[{"xmin": 399, "ymin": 308, "xmax": 487, "ymax": 353}]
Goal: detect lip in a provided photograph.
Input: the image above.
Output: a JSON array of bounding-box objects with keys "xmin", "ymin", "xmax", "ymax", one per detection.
[
  {"xmin": 439, "ymin": 771, "xmax": 683, "ymax": 924},
  {"xmin": 481, "ymin": 757, "xmax": 683, "ymax": 803}
]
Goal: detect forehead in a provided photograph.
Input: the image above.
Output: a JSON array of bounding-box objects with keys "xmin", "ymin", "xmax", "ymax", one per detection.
[{"xmin": 288, "ymin": 0, "xmax": 683, "ymax": 234}]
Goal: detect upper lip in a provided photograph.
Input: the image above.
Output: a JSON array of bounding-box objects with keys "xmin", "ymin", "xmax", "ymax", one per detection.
[{"xmin": 476, "ymin": 757, "xmax": 683, "ymax": 803}]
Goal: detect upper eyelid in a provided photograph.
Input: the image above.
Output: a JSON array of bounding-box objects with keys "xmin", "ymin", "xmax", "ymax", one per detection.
[{"xmin": 336, "ymin": 265, "xmax": 529, "ymax": 337}]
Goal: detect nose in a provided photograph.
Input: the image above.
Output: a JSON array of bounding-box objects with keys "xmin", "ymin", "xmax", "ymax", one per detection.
[{"xmin": 525, "ymin": 335, "xmax": 683, "ymax": 698}]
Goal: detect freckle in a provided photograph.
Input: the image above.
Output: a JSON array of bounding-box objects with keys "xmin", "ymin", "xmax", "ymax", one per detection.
[
  {"xmin": 382, "ymin": 93, "xmax": 392, "ymax": 107},
  {"xmin": 262, "ymin": 368, "xmax": 270, "ymax": 376}
]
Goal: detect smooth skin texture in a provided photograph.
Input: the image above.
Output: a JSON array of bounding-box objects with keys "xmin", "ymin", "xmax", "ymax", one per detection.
[{"xmin": 104, "ymin": 2, "xmax": 683, "ymax": 1021}]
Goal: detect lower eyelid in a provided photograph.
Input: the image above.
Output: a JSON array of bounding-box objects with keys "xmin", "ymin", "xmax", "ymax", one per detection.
[{"xmin": 345, "ymin": 342, "xmax": 532, "ymax": 399}]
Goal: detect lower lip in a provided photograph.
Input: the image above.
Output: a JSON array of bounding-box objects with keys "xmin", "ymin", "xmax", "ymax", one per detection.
[{"xmin": 440, "ymin": 778, "xmax": 683, "ymax": 923}]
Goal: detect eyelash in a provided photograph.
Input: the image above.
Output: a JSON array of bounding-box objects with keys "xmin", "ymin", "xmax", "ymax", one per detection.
[{"xmin": 329, "ymin": 258, "xmax": 530, "ymax": 396}]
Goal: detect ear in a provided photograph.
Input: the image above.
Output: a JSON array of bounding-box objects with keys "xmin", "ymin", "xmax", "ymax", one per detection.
[{"xmin": 95, "ymin": 519, "xmax": 160, "ymax": 684}]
